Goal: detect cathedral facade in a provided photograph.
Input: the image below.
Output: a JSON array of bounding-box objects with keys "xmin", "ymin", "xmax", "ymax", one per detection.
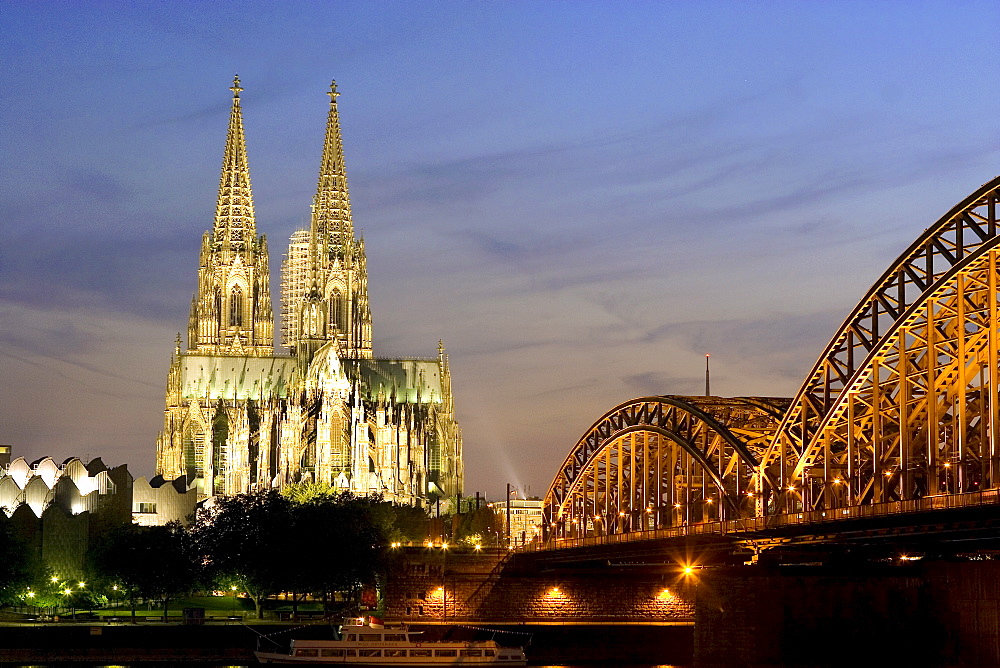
[{"xmin": 155, "ymin": 78, "xmax": 463, "ymax": 506}]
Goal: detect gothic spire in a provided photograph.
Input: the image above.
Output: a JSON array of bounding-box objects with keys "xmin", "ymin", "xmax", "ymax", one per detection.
[
  {"xmin": 213, "ymin": 75, "xmax": 257, "ymax": 252},
  {"xmin": 311, "ymin": 80, "xmax": 354, "ymax": 256}
]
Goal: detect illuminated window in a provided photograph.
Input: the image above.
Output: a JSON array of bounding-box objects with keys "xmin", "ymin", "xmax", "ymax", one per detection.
[
  {"xmin": 229, "ymin": 287, "xmax": 243, "ymax": 326},
  {"xmin": 329, "ymin": 289, "xmax": 343, "ymax": 331}
]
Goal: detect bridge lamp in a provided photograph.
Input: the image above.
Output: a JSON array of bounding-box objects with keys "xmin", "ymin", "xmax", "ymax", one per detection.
[
  {"xmin": 683, "ymin": 566, "xmax": 695, "ymax": 576},
  {"xmin": 473, "ymin": 543, "xmax": 482, "ymax": 551},
  {"xmin": 705, "ymin": 498, "xmax": 713, "ymax": 504},
  {"xmin": 674, "ymin": 503, "xmax": 681, "ymax": 508},
  {"xmin": 441, "ymin": 542, "xmax": 449, "ymax": 549},
  {"xmin": 884, "ymin": 470, "xmax": 893, "ymax": 477},
  {"xmin": 944, "ymin": 462, "xmax": 952, "ymax": 468},
  {"xmin": 619, "ymin": 511, "xmax": 625, "ymax": 517}
]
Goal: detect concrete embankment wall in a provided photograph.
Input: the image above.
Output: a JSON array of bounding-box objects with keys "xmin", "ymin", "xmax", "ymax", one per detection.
[
  {"xmin": 0, "ymin": 623, "xmax": 316, "ymax": 663},
  {"xmin": 0, "ymin": 622, "xmax": 694, "ymax": 665}
]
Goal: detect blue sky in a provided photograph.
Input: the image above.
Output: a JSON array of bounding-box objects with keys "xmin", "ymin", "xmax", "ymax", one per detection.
[{"xmin": 1, "ymin": 1, "xmax": 999, "ymax": 498}]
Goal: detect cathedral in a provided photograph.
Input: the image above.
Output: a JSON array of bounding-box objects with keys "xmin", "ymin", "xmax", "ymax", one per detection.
[{"xmin": 155, "ymin": 78, "xmax": 463, "ymax": 506}]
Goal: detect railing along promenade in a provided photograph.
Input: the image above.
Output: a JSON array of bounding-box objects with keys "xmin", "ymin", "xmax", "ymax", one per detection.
[{"xmin": 522, "ymin": 488, "xmax": 1000, "ymax": 553}]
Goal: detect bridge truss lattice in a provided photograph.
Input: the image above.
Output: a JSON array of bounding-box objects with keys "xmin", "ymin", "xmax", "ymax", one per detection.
[{"xmin": 543, "ymin": 176, "xmax": 1000, "ymax": 539}]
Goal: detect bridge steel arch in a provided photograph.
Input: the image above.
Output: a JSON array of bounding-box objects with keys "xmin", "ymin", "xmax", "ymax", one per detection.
[
  {"xmin": 541, "ymin": 396, "xmax": 788, "ymax": 541},
  {"xmin": 758, "ymin": 176, "xmax": 1000, "ymax": 514}
]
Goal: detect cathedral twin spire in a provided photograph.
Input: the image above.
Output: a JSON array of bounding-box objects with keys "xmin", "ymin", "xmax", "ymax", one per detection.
[
  {"xmin": 188, "ymin": 77, "xmax": 372, "ymax": 360},
  {"xmin": 213, "ymin": 76, "xmax": 257, "ymax": 252},
  {"xmin": 311, "ymin": 81, "xmax": 355, "ymax": 257}
]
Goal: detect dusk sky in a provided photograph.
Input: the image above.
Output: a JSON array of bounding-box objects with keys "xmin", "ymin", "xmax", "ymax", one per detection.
[{"xmin": 2, "ymin": 1, "xmax": 999, "ymax": 499}]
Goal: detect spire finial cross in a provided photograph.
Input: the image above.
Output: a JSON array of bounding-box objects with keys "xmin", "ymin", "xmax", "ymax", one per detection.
[
  {"xmin": 231, "ymin": 75, "xmax": 243, "ymax": 98},
  {"xmin": 328, "ymin": 80, "xmax": 339, "ymax": 101}
]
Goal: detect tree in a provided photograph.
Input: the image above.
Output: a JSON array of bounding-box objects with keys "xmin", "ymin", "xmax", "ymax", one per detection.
[
  {"xmin": 290, "ymin": 493, "xmax": 392, "ymax": 612},
  {"xmin": 454, "ymin": 505, "xmax": 502, "ymax": 546},
  {"xmin": 0, "ymin": 519, "xmax": 33, "ymax": 605},
  {"xmin": 88, "ymin": 522, "xmax": 199, "ymax": 622},
  {"xmin": 189, "ymin": 491, "xmax": 296, "ymax": 619}
]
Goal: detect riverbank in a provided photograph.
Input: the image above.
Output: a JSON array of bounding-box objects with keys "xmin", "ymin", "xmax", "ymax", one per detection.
[{"xmin": 0, "ymin": 621, "xmax": 693, "ymax": 665}]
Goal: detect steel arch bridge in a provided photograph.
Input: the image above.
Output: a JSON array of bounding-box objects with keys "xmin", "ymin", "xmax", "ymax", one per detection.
[{"xmin": 542, "ymin": 175, "xmax": 1000, "ymax": 541}]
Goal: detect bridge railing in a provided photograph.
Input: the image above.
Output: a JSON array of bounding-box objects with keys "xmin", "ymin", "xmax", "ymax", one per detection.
[{"xmin": 525, "ymin": 488, "xmax": 1000, "ymax": 553}]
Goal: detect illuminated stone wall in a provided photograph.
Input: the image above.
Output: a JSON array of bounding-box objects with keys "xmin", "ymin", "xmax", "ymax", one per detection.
[{"xmin": 383, "ymin": 547, "xmax": 695, "ymax": 623}]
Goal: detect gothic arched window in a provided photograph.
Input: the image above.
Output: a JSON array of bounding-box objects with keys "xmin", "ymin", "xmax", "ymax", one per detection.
[
  {"xmin": 329, "ymin": 289, "xmax": 343, "ymax": 332},
  {"xmin": 214, "ymin": 288, "xmax": 223, "ymax": 331},
  {"xmin": 229, "ymin": 286, "xmax": 243, "ymax": 327}
]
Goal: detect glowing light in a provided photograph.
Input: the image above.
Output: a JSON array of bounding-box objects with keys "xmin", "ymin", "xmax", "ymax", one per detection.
[
  {"xmin": 230, "ymin": 585, "xmax": 237, "ymax": 591},
  {"xmin": 944, "ymin": 462, "xmax": 952, "ymax": 468},
  {"xmin": 441, "ymin": 543, "xmax": 449, "ymax": 549},
  {"xmin": 884, "ymin": 470, "xmax": 893, "ymax": 477},
  {"xmin": 705, "ymin": 498, "xmax": 713, "ymax": 504},
  {"xmin": 473, "ymin": 544, "xmax": 482, "ymax": 551},
  {"xmin": 26, "ymin": 591, "xmax": 34, "ymax": 598},
  {"xmin": 544, "ymin": 586, "xmax": 565, "ymax": 599},
  {"xmin": 112, "ymin": 585, "xmax": 118, "ymax": 591},
  {"xmin": 787, "ymin": 485, "xmax": 796, "ymax": 491},
  {"xmin": 63, "ymin": 588, "xmax": 72, "ymax": 595},
  {"xmin": 683, "ymin": 566, "xmax": 694, "ymax": 575},
  {"xmin": 51, "ymin": 576, "xmax": 59, "ymax": 583},
  {"xmin": 674, "ymin": 503, "xmax": 681, "ymax": 508},
  {"xmin": 78, "ymin": 582, "xmax": 85, "ymax": 588},
  {"xmin": 656, "ymin": 588, "xmax": 676, "ymax": 602},
  {"xmin": 834, "ymin": 478, "xmax": 843, "ymax": 484}
]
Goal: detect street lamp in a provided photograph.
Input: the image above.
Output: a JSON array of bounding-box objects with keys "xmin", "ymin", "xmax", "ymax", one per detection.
[{"xmin": 230, "ymin": 585, "xmax": 238, "ymax": 618}]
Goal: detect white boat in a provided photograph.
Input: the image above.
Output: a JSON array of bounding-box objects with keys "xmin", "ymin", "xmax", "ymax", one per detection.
[{"xmin": 255, "ymin": 616, "xmax": 527, "ymax": 666}]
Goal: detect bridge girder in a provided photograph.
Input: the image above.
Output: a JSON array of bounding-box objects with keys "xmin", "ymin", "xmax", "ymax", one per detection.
[
  {"xmin": 540, "ymin": 175, "xmax": 1000, "ymax": 549},
  {"xmin": 759, "ymin": 176, "xmax": 1000, "ymax": 514},
  {"xmin": 541, "ymin": 396, "xmax": 787, "ymax": 540}
]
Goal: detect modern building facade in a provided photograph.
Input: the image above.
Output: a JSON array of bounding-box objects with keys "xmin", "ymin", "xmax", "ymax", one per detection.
[
  {"xmin": 155, "ymin": 78, "xmax": 463, "ymax": 506},
  {"xmin": 0, "ymin": 454, "xmax": 195, "ymax": 577}
]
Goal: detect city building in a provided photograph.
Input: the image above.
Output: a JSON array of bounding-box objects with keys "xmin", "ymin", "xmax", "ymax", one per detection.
[
  {"xmin": 155, "ymin": 78, "xmax": 463, "ymax": 505},
  {"xmin": 0, "ymin": 453, "xmax": 195, "ymax": 577},
  {"xmin": 492, "ymin": 497, "xmax": 543, "ymax": 548}
]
